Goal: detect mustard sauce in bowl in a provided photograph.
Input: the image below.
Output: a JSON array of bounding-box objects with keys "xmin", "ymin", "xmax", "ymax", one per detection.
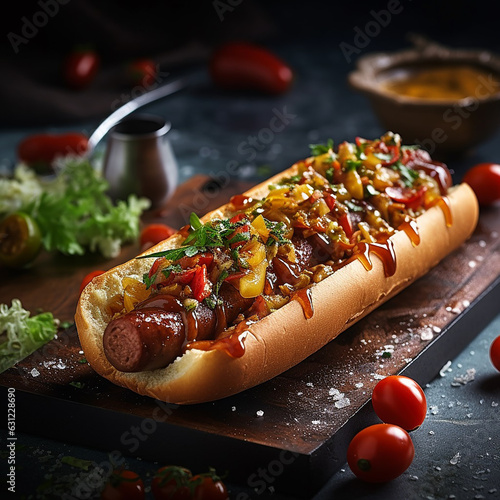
[{"xmin": 381, "ymin": 65, "xmax": 500, "ymax": 100}]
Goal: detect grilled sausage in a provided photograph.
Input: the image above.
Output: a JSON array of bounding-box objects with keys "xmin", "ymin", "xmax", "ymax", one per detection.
[{"xmin": 103, "ymin": 282, "xmax": 253, "ymax": 372}]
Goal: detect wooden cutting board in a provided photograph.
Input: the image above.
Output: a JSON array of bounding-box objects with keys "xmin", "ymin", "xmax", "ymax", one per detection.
[{"xmin": 1, "ymin": 176, "xmax": 499, "ymax": 498}]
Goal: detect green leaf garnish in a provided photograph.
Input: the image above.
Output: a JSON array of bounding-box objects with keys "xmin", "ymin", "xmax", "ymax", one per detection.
[
  {"xmin": 391, "ymin": 162, "xmax": 419, "ymax": 187},
  {"xmin": 309, "ymin": 139, "xmax": 334, "ymax": 156}
]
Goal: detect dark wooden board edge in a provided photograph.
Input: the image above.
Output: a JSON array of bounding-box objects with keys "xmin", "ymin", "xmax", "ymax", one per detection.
[{"xmin": 2, "ymin": 275, "xmax": 499, "ymax": 498}]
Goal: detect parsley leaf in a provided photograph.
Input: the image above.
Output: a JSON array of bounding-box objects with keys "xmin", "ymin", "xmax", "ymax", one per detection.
[
  {"xmin": 345, "ymin": 159, "xmax": 362, "ymax": 172},
  {"xmin": 309, "ymin": 139, "xmax": 334, "ymax": 156},
  {"xmin": 391, "ymin": 162, "xmax": 419, "ymax": 187}
]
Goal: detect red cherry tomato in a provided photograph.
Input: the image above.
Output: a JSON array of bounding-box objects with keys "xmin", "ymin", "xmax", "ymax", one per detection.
[
  {"xmin": 347, "ymin": 423, "xmax": 415, "ymax": 483},
  {"xmin": 128, "ymin": 59, "xmax": 158, "ymax": 87},
  {"xmin": 80, "ymin": 270, "xmax": 105, "ymax": 294},
  {"xmin": 100, "ymin": 469, "xmax": 145, "ymax": 500},
  {"xmin": 140, "ymin": 223, "xmax": 177, "ymax": 249},
  {"xmin": 151, "ymin": 465, "xmax": 192, "ymax": 500},
  {"xmin": 191, "ymin": 470, "xmax": 229, "ymax": 500},
  {"xmin": 18, "ymin": 132, "xmax": 89, "ymax": 171},
  {"xmin": 372, "ymin": 375, "xmax": 427, "ymax": 431},
  {"xmin": 463, "ymin": 163, "xmax": 500, "ymax": 206},
  {"xmin": 490, "ymin": 335, "xmax": 500, "ymax": 371},
  {"xmin": 210, "ymin": 42, "xmax": 293, "ymax": 95},
  {"xmin": 63, "ymin": 48, "xmax": 100, "ymax": 89}
]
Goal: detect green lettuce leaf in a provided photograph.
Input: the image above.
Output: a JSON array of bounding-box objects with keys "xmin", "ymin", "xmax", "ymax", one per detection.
[
  {"xmin": 0, "ymin": 299, "xmax": 57, "ymax": 373},
  {"xmin": 12, "ymin": 157, "xmax": 151, "ymax": 259}
]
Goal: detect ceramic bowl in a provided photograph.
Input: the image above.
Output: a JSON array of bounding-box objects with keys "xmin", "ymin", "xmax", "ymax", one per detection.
[{"xmin": 348, "ymin": 37, "xmax": 500, "ymax": 158}]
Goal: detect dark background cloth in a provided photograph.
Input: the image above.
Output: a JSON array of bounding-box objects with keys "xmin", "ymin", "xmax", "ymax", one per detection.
[{"xmin": 1, "ymin": 0, "xmax": 499, "ymax": 128}]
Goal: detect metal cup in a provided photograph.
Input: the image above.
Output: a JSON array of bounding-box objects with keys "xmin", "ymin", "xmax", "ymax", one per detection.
[{"xmin": 102, "ymin": 114, "xmax": 178, "ymax": 208}]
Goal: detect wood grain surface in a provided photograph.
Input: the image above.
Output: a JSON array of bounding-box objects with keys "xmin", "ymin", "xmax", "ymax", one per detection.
[{"xmin": 1, "ymin": 177, "xmax": 499, "ymax": 497}]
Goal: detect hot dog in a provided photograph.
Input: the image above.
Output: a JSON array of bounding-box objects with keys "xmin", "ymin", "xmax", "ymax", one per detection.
[{"xmin": 75, "ymin": 132, "xmax": 479, "ymax": 404}]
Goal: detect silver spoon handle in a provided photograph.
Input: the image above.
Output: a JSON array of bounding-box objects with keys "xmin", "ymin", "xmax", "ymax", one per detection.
[{"xmin": 87, "ymin": 77, "xmax": 188, "ymax": 152}]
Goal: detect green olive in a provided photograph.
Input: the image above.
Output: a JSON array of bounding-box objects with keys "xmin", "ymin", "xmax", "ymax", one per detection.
[{"xmin": 0, "ymin": 212, "xmax": 42, "ymax": 268}]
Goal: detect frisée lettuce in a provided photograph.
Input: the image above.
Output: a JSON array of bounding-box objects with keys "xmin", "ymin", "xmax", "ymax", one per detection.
[
  {"xmin": 0, "ymin": 158, "xmax": 150, "ymax": 259},
  {"xmin": 0, "ymin": 299, "xmax": 57, "ymax": 373}
]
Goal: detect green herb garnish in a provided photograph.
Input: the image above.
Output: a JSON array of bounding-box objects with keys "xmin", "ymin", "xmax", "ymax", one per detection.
[
  {"xmin": 309, "ymin": 139, "xmax": 334, "ymax": 156},
  {"xmin": 345, "ymin": 159, "xmax": 362, "ymax": 172},
  {"xmin": 391, "ymin": 162, "xmax": 419, "ymax": 187}
]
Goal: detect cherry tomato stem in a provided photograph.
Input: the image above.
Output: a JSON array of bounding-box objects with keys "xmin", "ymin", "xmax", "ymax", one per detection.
[
  {"xmin": 100, "ymin": 469, "xmax": 145, "ymax": 500},
  {"xmin": 347, "ymin": 423, "xmax": 415, "ymax": 483}
]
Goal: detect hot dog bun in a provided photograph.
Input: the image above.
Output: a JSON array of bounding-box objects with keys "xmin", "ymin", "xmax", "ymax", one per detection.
[{"xmin": 75, "ymin": 161, "xmax": 479, "ymax": 404}]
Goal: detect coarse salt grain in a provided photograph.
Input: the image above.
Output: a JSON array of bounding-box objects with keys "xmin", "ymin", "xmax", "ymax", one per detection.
[
  {"xmin": 440, "ymin": 360, "xmax": 452, "ymax": 376},
  {"xmin": 334, "ymin": 398, "xmax": 351, "ymax": 409}
]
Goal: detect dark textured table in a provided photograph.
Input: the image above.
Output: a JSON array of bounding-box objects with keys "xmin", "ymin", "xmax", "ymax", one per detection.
[{"xmin": 1, "ymin": 4, "xmax": 500, "ymax": 498}]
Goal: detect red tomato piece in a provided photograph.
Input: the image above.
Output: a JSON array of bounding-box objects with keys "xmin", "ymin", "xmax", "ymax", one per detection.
[
  {"xmin": 63, "ymin": 48, "xmax": 100, "ymax": 89},
  {"xmin": 385, "ymin": 186, "xmax": 427, "ymax": 210},
  {"xmin": 148, "ymin": 257, "xmax": 166, "ymax": 281},
  {"xmin": 490, "ymin": 335, "xmax": 500, "ymax": 371},
  {"xmin": 228, "ymin": 224, "xmax": 250, "ymax": 249},
  {"xmin": 79, "ymin": 270, "xmax": 105, "ymax": 294},
  {"xmin": 151, "ymin": 465, "xmax": 192, "ymax": 500},
  {"xmin": 347, "ymin": 423, "xmax": 415, "ymax": 483},
  {"xmin": 176, "ymin": 267, "xmax": 197, "ymax": 285},
  {"xmin": 463, "ymin": 163, "xmax": 500, "ymax": 206},
  {"xmin": 324, "ymin": 193, "xmax": 336, "ymax": 211},
  {"xmin": 372, "ymin": 375, "xmax": 427, "ymax": 431},
  {"xmin": 338, "ymin": 213, "xmax": 353, "ymax": 238},
  {"xmin": 100, "ymin": 469, "xmax": 145, "ymax": 500},
  {"xmin": 374, "ymin": 142, "xmax": 400, "ymax": 166},
  {"xmin": 18, "ymin": 133, "xmax": 89, "ymax": 169},
  {"xmin": 140, "ymin": 223, "xmax": 177, "ymax": 249},
  {"xmin": 127, "ymin": 58, "xmax": 158, "ymax": 87},
  {"xmin": 210, "ymin": 42, "xmax": 293, "ymax": 95},
  {"xmin": 190, "ymin": 264, "xmax": 212, "ymax": 302}
]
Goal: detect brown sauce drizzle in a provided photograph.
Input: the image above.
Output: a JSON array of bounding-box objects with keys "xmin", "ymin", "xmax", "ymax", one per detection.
[
  {"xmin": 354, "ymin": 239, "xmax": 397, "ymax": 277},
  {"xmin": 399, "ymin": 219, "xmax": 420, "ymax": 247},
  {"xmin": 185, "ymin": 320, "xmax": 253, "ymax": 358},
  {"xmin": 429, "ymin": 196, "xmax": 452, "ymax": 227},
  {"xmin": 291, "ymin": 287, "xmax": 314, "ymax": 319}
]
